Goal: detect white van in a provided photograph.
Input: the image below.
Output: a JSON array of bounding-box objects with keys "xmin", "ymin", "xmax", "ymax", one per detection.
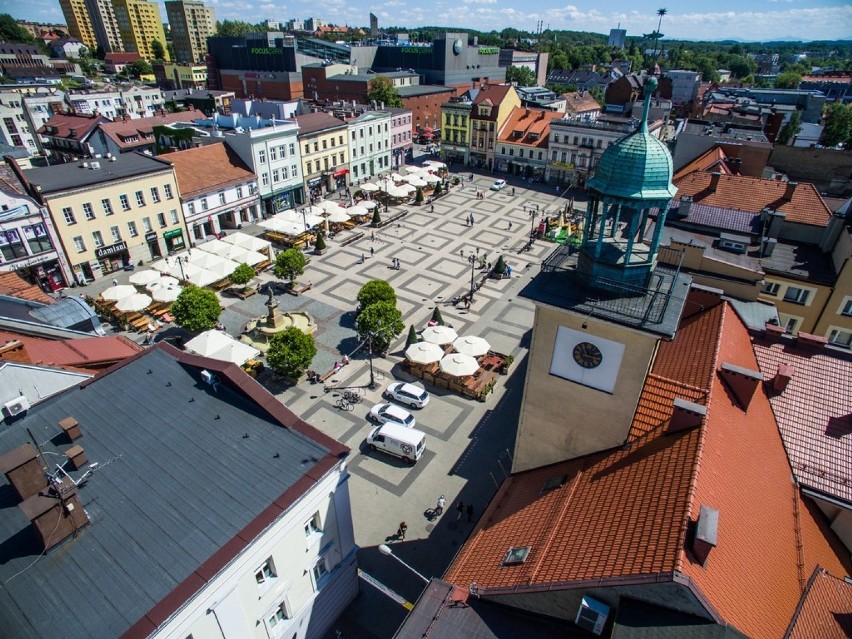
[{"xmin": 366, "ymin": 422, "xmax": 426, "ymax": 463}]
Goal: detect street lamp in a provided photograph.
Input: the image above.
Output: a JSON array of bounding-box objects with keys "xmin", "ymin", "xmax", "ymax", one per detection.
[
  {"xmin": 378, "ymin": 544, "xmax": 430, "ymax": 585},
  {"xmin": 467, "ymin": 252, "xmax": 477, "ymax": 302},
  {"xmin": 529, "ymin": 208, "xmax": 539, "ymax": 241},
  {"xmin": 173, "ymin": 255, "xmax": 186, "ymax": 281}
]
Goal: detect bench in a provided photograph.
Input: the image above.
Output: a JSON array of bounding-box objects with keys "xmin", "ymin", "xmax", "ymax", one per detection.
[
  {"xmin": 339, "ymin": 232, "xmax": 364, "ymax": 247},
  {"xmin": 375, "ymin": 210, "xmax": 408, "ymax": 228}
]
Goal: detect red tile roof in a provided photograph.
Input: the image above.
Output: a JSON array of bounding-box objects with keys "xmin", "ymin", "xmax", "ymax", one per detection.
[
  {"xmin": 104, "ymin": 52, "xmax": 140, "ymax": 64},
  {"xmin": 96, "ymin": 110, "xmax": 199, "ymax": 150},
  {"xmin": 562, "ymin": 91, "xmax": 601, "ymax": 114},
  {"xmin": 293, "ymin": 112, "xmax": 347, "ymax": 136},
  {"xmin": 444, "ymin": 300, "xmax": 851, "ymax": 639},
  {"xmin": 37, "ymin": 112, "xmax": 104, "ymax": 141},
  {"xmin": 0, "ymin": 272, "xmax": 55, "ymax": 304},
  {"xmin": 672, "ymin": 146, "xmax": 735, "ymax": 182},
  {"xmin": 787, "ymin": 567, "xmax": 852, "ymax": 639},
  {"xmin": 0, "ymin": 331, "xmax": 142, "ymax": 370},
  {"xmin": 674, "ymin": 172, "xmax": 831, "ymax": 227},
  {"xmin": 752, "ymin": 335, "xmax": 852, "ymax": 504},
  {"xmin": 496, "ymin": 108, "xmax": 563, "ymax": 149},
  {"xmin": 162, "ymin": 142, "xmax": 255, "ymax": 199}
]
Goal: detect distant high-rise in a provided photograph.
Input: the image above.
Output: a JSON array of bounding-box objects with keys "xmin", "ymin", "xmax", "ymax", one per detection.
[
  {"xmin": 58, "ymin": 0, "xmax": 98, "ymax": 50},
  {"xmin": 165, "ymin": 0, "xmax": 217, "ymax": 64},
  {"xmin": 113, "ymin": 0, "xmax": 170, "ymax": 60},
  {"xmin": 370, "ymin": 13, "xmax": 378, "ymax": 38},
  {"xmin": 608, "ymin": 27, "xmax": 627, "ymax": 49},
  {"xmin": 84, "ymin": 0, "xmax": 124, "ymax": 52}
]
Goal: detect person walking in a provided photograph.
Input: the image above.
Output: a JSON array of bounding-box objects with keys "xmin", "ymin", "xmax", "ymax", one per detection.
[
  {"xmin": 435, "ymin": 495, "xmax": 446, "ymax": 516},
  {"xmin": 430, "ymin": 203, "xmax": 434, "ymax": 213},
  {"xmin": 456, "ymin": 500, "xmax": 465, "ymax": 520},
  {"xmin": 466, "ymin": 504, "xmax": 474, "ymax": 522},
  {"xmin": 470, "ymin": 212, "xmax": 475, "ymax": 225},
  {"xmin": 508, "ymin": 220, "xmax": 513, "ymax": 230},
  {"xmin": 397, "ymin": 521, "xmax": 407, "ymax": 541},
  {"xmin": 112, "ymin": 278, "xmax": 118, "ymax": 286},
  {"xmin": 370, "ymin": 246, "xmax": 374, "ymax": 257}
]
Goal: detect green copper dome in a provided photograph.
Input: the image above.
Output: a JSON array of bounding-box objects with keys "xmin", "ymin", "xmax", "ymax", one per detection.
[{"xmin": 587, "ymin": 77, "xmax": 677, "ymax": 202}]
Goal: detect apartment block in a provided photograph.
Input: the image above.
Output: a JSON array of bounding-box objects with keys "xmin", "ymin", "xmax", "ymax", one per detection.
[
  {"xmin": 165, "ymin": 0, "xmax": 217, "ymax": 64},
  {"xmin": 112, "ymin": 0, "xmax": 170, "ymax": 62}
]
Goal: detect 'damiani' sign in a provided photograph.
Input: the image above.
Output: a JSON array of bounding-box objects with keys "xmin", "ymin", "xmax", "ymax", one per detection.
[{"xmin": 478, "ymin": 47, "xmax": 499, "ymax": 55}]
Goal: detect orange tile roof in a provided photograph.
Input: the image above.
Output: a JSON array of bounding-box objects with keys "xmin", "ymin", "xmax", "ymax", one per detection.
[
  {"xmin": 787, "ymin": 567, "xmax": 852, "ymax": 639},
  {"xmin": 0, "ymin": 272, "xmax": 55, "ymax": 305},
  {"xmin": 674, "ymin": 172, "xmax": 831, "ymax": 227},
  {"xmin": 444, "ymin": 300, "xmax": 851, "ymax": 639},
  {"xmin": 672, "ymin": 146, "xmax": 735, "ymax": 182},
  {"xmin": 562, "ymin": 91, "xmax": 601, "ymax": 114},
  {"xmin": 496, "ymin": 107, "xmax": 563, "ymax": 149},
  {"xmin": 97, "ymin": 110, "xmax": 199, "ymax": 150},
  {"xmin": 162, "ymin": 142, "xmax": 255, "ymax": 199},
  {"xmin": 0, "ymin": 331, "xmax": 142, "ymax": 370},
  {"xmin": 37, "ymin": 113, "xmax": 103, "ymax": 141}
]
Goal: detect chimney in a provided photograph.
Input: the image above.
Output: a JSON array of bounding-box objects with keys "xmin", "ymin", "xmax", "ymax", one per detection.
[
  {"xmin": 676, "ymin": 195, "xmax": 693, "ymax": 218},
  {"xmin": 0, "ymin": 444, "xmax": 48, "ymax": 501},
  {"xmin": 708, "ymin": 172, "xmax": 721, "ymax": 193},
  {"xmin": 58, "ymin": 416, "xmax": 82, "ymax": 442},
  {"xmin": 783, "ymin": 181, "xmax": 797, "ymax": 202},
  {"xmin": 668, "ymin": 398, "xmax": 707, "ymax": 433},
  {"xmin": 65, "ymin": 444, "xmax": 88, "ymax": 471},
  {"xmin": 19, "ymin": 482, "xmax": 89, "ymax": 552},
  {"xmin": 796, "ymin": 332, "xmax": 828, "ymax": 350},
  {"xmin": 692, "ymin": 505, "xmax": 719, "ymax": 566},
  {"xmin": 772, "ymin": 363, "xmax": 794, "ymax": 393},
  {"xmin": 719, "ymin": 362, "xmax": 763, "ymax": 409}
]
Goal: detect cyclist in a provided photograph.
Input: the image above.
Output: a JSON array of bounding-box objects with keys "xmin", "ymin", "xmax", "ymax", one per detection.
[{"xmin": 435, "ymin": 495, "xmax": 446, "ymax": 516}]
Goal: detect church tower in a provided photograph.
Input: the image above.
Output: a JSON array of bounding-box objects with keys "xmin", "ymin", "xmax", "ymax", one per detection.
[{"xmin": 513, "ymin": 77, "xmax": 691, "ymax": 472}]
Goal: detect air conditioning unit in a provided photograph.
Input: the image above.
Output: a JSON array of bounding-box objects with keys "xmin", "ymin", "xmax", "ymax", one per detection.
[
  {"xmin": 90, "ymin": 161, "xmax": 101, "ymax": 169},
  {"xmin": 575, "ymin": 596, "xmax": 609, "ymax": 636},
  {"xmin": 200, "ymin": 370, "xmax": 216, "ymax": 385},
  {"xmin": 3, "ymin": 396, "xmax": 31, "ymax": 418}
]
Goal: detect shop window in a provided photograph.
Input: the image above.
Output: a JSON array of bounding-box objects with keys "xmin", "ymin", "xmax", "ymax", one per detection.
[
  {"xmin": 0, "ymin": 229, "xmax": 26, "ymax": 260},
  {"xmin": 24, "ymin": 224, "xmax": 51, "ymax": 253}
]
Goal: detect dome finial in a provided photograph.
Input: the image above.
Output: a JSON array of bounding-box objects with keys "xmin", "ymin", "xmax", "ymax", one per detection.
[{"xmin": 641, "ymin": 76, "xmax": 657, "ymax": 133}]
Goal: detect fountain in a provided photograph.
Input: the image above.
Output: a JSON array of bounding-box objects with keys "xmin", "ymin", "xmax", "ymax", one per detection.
[{"xmin": 240, "ymin": 288, "xmax": 317, "ymax": 354}]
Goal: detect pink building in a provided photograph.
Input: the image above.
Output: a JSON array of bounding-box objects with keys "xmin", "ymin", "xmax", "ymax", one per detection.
[{"xmin": 388, "ymin": 107, "xmax": 413, "ymax": 167}]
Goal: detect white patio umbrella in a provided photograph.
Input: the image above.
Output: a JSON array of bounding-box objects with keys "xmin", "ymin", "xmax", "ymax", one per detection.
[
  {"xmin": 439, "ymin": 353, "xmax": 479, "ymax": 377},
  {"xmin": 223, "ymin": 232, "xmax": 271, "ymax": 254},
  {"xmin": 317, "ymin": 200, "xmax": 343, "ymax": 213},
  {"xmin": 422, "ymin": 325, "xmax": 458, "ymax": 344},
  {"xmin": 146, "ymin": 275, "xmax": 180, "ymax": 291},
  {"xmin": 387, "ymin": 186, "xmax": 410, "ymax": 198},
  {"xmin": 423, "ymin": 160, "xmax": 447, "ymax": 169},
  {"xmin": 115, "ymin": 293, "xmax": 152, "ymax": 313},
  {"xmin": 407, "ymin": 177, "xmax": 428, "ymax": 188},
  {"xmin": 129, "ymin": 270, "xmax": 161, "ymax": 286},
  {"xmin": 453, "ymin": 335, "xmax": 491, "ymax": 357},
  {"xmin": 210, "ymin": 341, "xmax": 261, "ymax": 365},
  {"xmin": 360, "ymin": 182, "xmax": 379, "ymax": 192},
  {"xmin": 101, "ymin": 284, "xmax": 137, "ymax": 301},
  {"xmin": 405, "ymin": 341, "xmax": 445, "ymax": 365},
  {"xmin": 344, "ymin": 205, "xmax": 367, "ymax": 217},
  {"xmin": 361, "ymin": 200, "xmax": 377, "ymax": 209},
  {"xmin": 187, "ymin": 250, "xmax": 230, "ymax": 271},
  {"xmin": 185, "ymin": 330, "xmax": 260, "ymax": 365},
  {"xmin": 150, "ymin": 256, "xmax": 203, "ymax": 282},
  {"xmin": 330, "ymin": 209, "xmax": 353, "ymax": 222},
  {"xmin": 401, "ymin": 165, "xmax": 423, "ymax": 175},
  {"xmin": 399, "ymin": 183, "xmax": 417, "ymax": 194},
  {"xmin": 378, "ymin": 180, "xmax": 394, "ymax": 192},
  {"xmin": 150, "ymin": 285, "xmax": 182, "ymax": 303},
  {"xmin": 390, "ymin": 173, "xmax": 404, "ymax": 182},
  {"xmin": 401, "ymin": 172, "xmax": 423, "ymax": 182},
  {"xmin": 186, "ymin": 268, "xmax": 220, "ymax": 287},
  {"xmin": 422, "ymin": 173, "xmax": 441, "ymax": 184}
]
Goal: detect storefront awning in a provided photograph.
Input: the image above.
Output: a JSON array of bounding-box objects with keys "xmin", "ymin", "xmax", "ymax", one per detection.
[{"xmin": 333, "ymin": 168, "xmax": 349, "ymax": 177}]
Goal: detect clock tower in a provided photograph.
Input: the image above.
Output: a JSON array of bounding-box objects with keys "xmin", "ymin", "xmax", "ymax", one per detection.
[{"xmin": 513, "ymin": 77, "xmax": 691, "ymax": 472}]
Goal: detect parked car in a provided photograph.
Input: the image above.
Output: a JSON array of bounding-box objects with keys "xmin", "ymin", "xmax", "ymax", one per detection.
[
  {"xmin": 384, "ymin": 382, "xmax": 430, "ymax": 409},
  {"xmin": 491, "ymin": 179, "xmax": 507, "ymax": 191},
  {"xmin": 369, "ymin": 403, "xmax": 416, "ymax": 428},
  {"xmin": 366, "ymin": 423, "xmax": 426, "ymax": 463}
]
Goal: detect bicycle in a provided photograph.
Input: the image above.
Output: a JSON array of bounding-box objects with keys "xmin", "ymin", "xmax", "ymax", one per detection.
[
  {"xmin": 343, "ymin": 390, "xmax": 362, "ymax": 404},
  {"xmin": 336, "ymin": 397, "xmax": 352, "ymax": 411}
]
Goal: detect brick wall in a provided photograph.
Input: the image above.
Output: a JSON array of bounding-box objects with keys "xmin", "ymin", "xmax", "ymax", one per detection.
[{"xmin": 769, "ymin": 145, "xmax": 852, "ymax": 197}]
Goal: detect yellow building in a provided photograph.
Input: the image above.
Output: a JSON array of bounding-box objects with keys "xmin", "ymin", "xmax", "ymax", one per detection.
[
  {"xmin": 58, "ymin": 0, "xmax": 98, "ymax": 50},
  {"xmin": 112, "ymin": 0, "xmax": 170, "ymax": 61},
  {"xmin": 440, "ymin": 96, "xmax": 472, "ymax": 164},
  {"xmin": 293, "ymin": 112, "xmax": 350, "ymax": 198},
  {"xmin": 16, "ymin": 154, "xmax": 187, "ymax": 283},
  {"xmin": 165, "ymin": 0, "xmax": 217, "ymax": 64},
  {"xmin": 469, "ymin": 84, "xmax": 520, "ymax": 170}
]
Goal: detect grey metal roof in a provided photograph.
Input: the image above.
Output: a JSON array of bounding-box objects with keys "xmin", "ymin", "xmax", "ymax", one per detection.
[
  {"xmin": 612, "ymin": 597, "xmax": 749, "ymax": 639},
  {"xmin": 0, "ymin": 362, "xmax": 91, "ymax": 423},
  {"xmin": 22, "ymin": 153, "xmax": 173, "ymax": 195},
  {"xmin": 0, "ymin": 346, "xmax": 343, "ymax": 639},
  {"xmin": 397, "ymin": 85, "xmax": 455, "ymax": 98},
  {"xmin": 726, "ymin": 297, "xmax": 779, "ymax": 331}
]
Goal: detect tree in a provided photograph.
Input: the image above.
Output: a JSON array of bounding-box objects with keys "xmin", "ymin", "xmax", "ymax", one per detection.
[
  {"xmin": 357, "ymin": 280, "xmax": 396, "ymax": 310},
  {"xmin": 415, "ymin": 188, "xmax": 424, "ymax": 204},
  {"xmin": 371, "ymin": 207, "xmax": 382, "ymax": 226},
  {"xmin": 273, "ymin": 248, "xmax": 306, "ymax": 284},
  {"xmin": 775, "ymin": 71, "xmax": 801, "ymax": 90},
  {"xmin": 434, "ymin": 182, "xmax": 443, "ymax": 195},
  {"xmin": 493, "ymin": 255, "xmax": 507, "ymax": 275},
  {"xmin": 171, "ymin": 285, "xmax": 221, "ymax": 332},
  {"xmin": 230, "ymin": 262, "xmax": 255, "ymax": 286},
  {"xmin": 505, "ymin": 65, "xmax": 537, "ymax": 87},
  {"xmin": 355, "ymin": 301, "xmax": 405, "ymax": 353},
  {"xmin": 820, "ymin": 103, "xmax": 852, "ymax": 148},
  {"xmin": 405, "ymin": 325, "xmax": 418, "ymax": 348},
  {"xmin": 366, "ymin": 76, "xmax": 404, "ymax": 108},
  {"xmin": 776, "ymin": 111, "xmax": 802, "ymax": 145},
  {"xmin": 151, "ymin": 39, "xmax": 165, "ymax": 61},
  {"xmin": 127, "ymin": 59, "xmax": 153, "ymax": 78},
  {"xmin": 216, "ymin": 20, "xmax": 257, "ymax": 37},
  {"xmin": 266, "ymin": 327, "xmax": 317, "ymax": 379},
  {"xmin": 314, "ymin": 231, "xmax": 327, "ymax": 252},
  {"xmin": 430, "ymin": 306, "xmax": 444, "ymax": 325},
  {"xmin": 0, "ymin": 14, "xmax": 37, "ymax": 44}
]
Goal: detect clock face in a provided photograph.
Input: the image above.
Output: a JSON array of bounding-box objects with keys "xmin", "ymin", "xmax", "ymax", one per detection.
[
  {"xmin": 572, "ymin": 342, "xmax": 603, "ymax": 369},
  {"xmin": 453, "ymin": 39, "xmax": 463, "ymax": 55}
]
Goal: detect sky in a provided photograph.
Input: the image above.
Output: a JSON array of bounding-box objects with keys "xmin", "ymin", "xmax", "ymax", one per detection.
[{"xmin": 7, "ymin": 0, "xmax": 852, "ymax": 42}]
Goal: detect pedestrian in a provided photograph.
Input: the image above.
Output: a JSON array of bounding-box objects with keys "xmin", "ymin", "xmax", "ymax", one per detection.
[
  {"xmin": 467, "ymin": 504, "xmax": 474, "ymax": 522},
  {"xmin": 112, "ymin": 278, "xmax": 118, "ymax": 286},
  {"xmin": 456, "ymin": 500, "xmax": 465, "ymax": 520},
  {"xmin": 397, "ymin": 521, "xmax": 407, "ymax": 541},
  {"xmin": 371, "ymin": 231, "xmax": 375, "ymax": 241},
  {"xmin": 370, "ymin": 246, "xmax": 374, "ymax": 257},
  {"xmin": 430, "ymin": 203, "xmax": 434, "ymax": 213},
  {"xmin": 512, "ymin": 187, "xmax": 516, "ymax": 196},
  {"xmin": 360, "ymin": 253, "xmax": 365, "ymax": 264},
  {"xmin": 460, "ymin": 249, "xmax": 464, "ymax": 258},
  {"xmin": 470, "ymin": 213, "xmax": 475, "ymax": 225},
  {"xmin": 508, "ymin": 221, "xmax": 513, "ymax": 230}
]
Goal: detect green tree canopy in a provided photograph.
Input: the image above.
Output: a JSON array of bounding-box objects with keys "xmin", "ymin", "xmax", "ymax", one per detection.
[
  {"xmin": 820, "ymin": 103, "xmax": 852, "ymax": 148},
  {"xmin": 216, "ymin": 20, "xmax": 258, "ymax": 37},
  {"xmin": 230, "ymin": 263, "xmax": 255, "ymax": 286},
  {"xmin": 505, "ymin": 65, "xmax": 537, "ymax": 87},
  {"xmin": 266, "ymin": 327, "xmax": 317, "ymax": 378},
  {"xmin": 127, "ymin": 59, "xmax": 153, "ymax": 78},
  {"xmin": 273, "ymin": 248, "xmax": 306, "ymax": 283},
  {"xmin": 775, "ymin": 71, "xmax": 801, "ymax": 89},
  {"xmin": 357, "ymin": 280, "xmax": 396, "ymax": 310},
  {"xmin": 776, "ymin": 110, "xmax": 802, "ymax": 145},
  {"xmin": 0, "ymin": 14, "xmax": 37, "ymax": 44},
  {"xmin": 171, "ymin": 285, "xmax": 221, "ymax": 332},
  {"xmin": 355, "ymin": 301, "xmax": 405, "ymax": 353},
  {"xmin": 151, "ymin": 39, "xmax": 166, "ymax": 61},
  {"xmin": 366, "ymin": 76, "xmax": 404, "ymax": 108}
]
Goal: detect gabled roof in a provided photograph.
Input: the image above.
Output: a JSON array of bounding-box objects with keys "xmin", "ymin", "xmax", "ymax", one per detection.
[
  {"xmin": 162, "ymin": 142, "xmax": 255, "ymax": 198},
  {"xmin": 293, "ymin": 111, "xmax": 347, "ymax": 135},
  {"xmin": 673, "ymin": 147, "xmax": 736, "ymax": 182},
  {"xmin": 471, "ymin": 85, "xmax": 516, "ymax": 120},
  {"xmin": 786, "ymin": 566, "xmax": 852, "ymax": 639},
  {"xmin": 0, "ymin": 272, "xmax": 54, "ymax": 305},
  {"xmin": 674, "ymin": 173, "xmax": 831, "ymax": 227},
  {"xmin": 103, "ymin": 52, "xmax": 139, "ymax": 64},
  {"xmin": 752, "ymin": 333, "xmax": 852, "ymax": 505},
  {"xmin": 0, "ymin": 330, "xmax": 141, "ymax": 370},
  {"xmin": 96, "ymin": 110, "xmax": 197, "ymax": 150},
  {"xmin": 444, "ymin": 299, "xmax": 851, "ymax": 639},
  {"xmin": 562, "ymin": 91, "xmax": 601, "ymax": 114},
  {"xmin": 37, "ymin": 112, "xmax": 104, "ymax": 141},
  {"xmin": 496, "ymin": 107, "xmax": 563, "ymax": 149},
  {"xmin": 0, "ymin": 344, "xmax": 348, "ymax": 638}
]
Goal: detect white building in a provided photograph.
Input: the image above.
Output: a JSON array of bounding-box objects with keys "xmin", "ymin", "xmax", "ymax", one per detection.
[
  {"xmin": 66, "ymin": 86, "xmax": 165, "ymax": 119},
  {"xmin": 348, "ymin": 110, "xmax": 392, "ymax": 182},
  {"xmin": 665, "ymin": 70, "xmax": 702, "ymax": 106},
  {"xmin": 0, "ymin": 92, "xmax": 39, "ymax": 155},
  {"xmin": 22, "ymin": 89, "xmax": 67, "ymax": 155}
]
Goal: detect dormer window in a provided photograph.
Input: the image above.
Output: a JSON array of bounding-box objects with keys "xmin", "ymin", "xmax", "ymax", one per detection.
[{"xmin": 502, "ymin": 546, "xmax": 531, "ymax": 565}]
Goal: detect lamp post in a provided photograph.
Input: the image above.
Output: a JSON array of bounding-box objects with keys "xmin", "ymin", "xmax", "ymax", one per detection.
[
  {"xmin": 468, "ymin": 253, "xmax": 477, "ymax": 302},
  {"xmin": 174, "ymin": 255, "xmax": 186, "ymax": 281},
  {"xmin": 300, "ymin": 208, "xmax": 310, "ymax": 249},
  {"xmin": 367, "ymin": 332, "xmax": 377, "ymax": 390},
  {"xmin": 378, "ymin": 544, "xmax": 430, "ymax": 585}
]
